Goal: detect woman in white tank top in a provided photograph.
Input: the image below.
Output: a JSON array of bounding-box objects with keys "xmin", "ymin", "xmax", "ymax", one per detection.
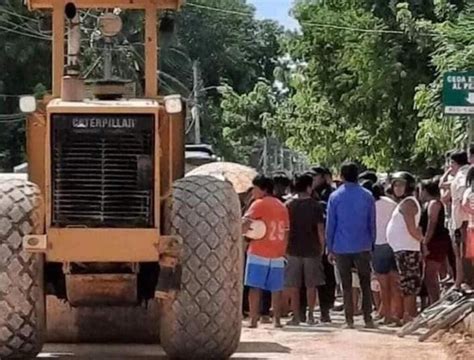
[
  {"xmin": 386, "ymin": 172, "xmax": 423, "ymax": 323},
  {"xmin": 387, "ymin": 196, "xmax": 422, "ymax": 252}
]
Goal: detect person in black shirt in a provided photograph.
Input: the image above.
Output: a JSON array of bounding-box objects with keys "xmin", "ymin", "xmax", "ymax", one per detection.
[
  {"xmin": 285, "ymin": 174, "xmax": 326, "ymax": 325},
  {"xmin": 309, "ymin": 167, "xmax": 336, "ymax": 322}
]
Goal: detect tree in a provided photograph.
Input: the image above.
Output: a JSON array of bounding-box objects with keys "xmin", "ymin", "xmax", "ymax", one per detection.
[
  {"xmin": 411, "ymin": 4, "xmax": 473, "ymax": 167},
  {"xmin": 0, "ymin": 0, "xmax": 285, "ymax": 168},
  {"xmin": 219, "ymin": 81, "xmax": 278, "ymax": 163},
  {"xmin": 270, "ymin": 0, "xmax": 467, "ymax": 171},
  {"xmin": 0, "ymin": 0, "xmax": 50, "ymax": 170},
  {"xmin": 171, "ymin": 1, "xmax": 284, "ymax": 156}
]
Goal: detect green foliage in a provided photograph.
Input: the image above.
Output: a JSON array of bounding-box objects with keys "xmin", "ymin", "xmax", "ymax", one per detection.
[
  {"xmin": 268, "ymin": 0, "xmax": 469, "ymax": 172},
  {"xmin": 1, "ymin": 0, "xmax": 471, "ymax": 172},
  {"xmin": 0, "ymin": 0, "xmax": 285, "ymax": 168},
  {"xmin": 172, "ymin": 2, "xmax": 284, "ymax": 155},
  {"xmin": 0, "ymin": 0, "xmax": 50, "ymax": 170},
  {"xmin": 413, "ymin": 5, "xmax": 474, "ymax": 167},
  {"xmin": 219, "ymin": 81, "xmax": 277, "ymax": 163}
]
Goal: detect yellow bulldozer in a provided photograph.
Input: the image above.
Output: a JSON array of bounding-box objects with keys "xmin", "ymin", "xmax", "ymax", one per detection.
[{"xmin": 0, "ymin": 1, "xmax": 243, "ymax": 359}]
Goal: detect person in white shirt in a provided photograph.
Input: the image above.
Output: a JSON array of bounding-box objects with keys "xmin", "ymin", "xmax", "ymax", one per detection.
[
  {"xmin": 370, "ymin": 182, "xmax": 403, "ymax": 325},
  {"xmin": 387, "ymin": 172, "xmax": 423, "ymax": 323},
  {"xmin": 440, "ymin": 150, "xmax": 470, "ymax": 287}
]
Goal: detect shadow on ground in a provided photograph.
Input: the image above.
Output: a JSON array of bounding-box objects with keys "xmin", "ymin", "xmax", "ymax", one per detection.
[
  {"xmin": 39, "ymin": 342, "xmax": 287, "ymax": 359},
  {"xmin": 39, "ymin": 356, "xmax": 265, "ymax": 360},
  {"xmin": 280, "ymin": 326, "xmax": 334, "ymax": 333},
  {"xmin": 237, "ymin": 341, "xmax": 291, "ymax": 353}
]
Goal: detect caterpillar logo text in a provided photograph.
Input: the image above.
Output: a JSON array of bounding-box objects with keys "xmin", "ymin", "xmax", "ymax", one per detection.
[{"xmin": 72, "ymin": 117, "xmax": 136, "ymax": 129}]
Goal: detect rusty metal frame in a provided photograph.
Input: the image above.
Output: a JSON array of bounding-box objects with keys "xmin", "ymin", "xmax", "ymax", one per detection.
[
  {"xmin": 52, "ymin": 0, "xmax": 64, "ymax": 97},
  {"xmin": 31, "ymin": 0, "xmax": 184, "ymax": 98},
  {"xmin": 144, "ymin": 2, "xmax": 158, "ymax": 98},
  {"xmin": 47, "ymin": 228, "xmax": 159, "ymax": 262},
  {"xmin": 24, "ymin": 1, "xmax": 186, "ymax": 262},
  {"xmin": 42, "ymin": 100, "xmax": 165, "ymax": 262}
]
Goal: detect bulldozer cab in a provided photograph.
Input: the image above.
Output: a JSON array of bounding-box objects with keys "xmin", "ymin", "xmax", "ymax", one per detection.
[{"xmin": 0, "ymin": 2, "xmax": 243, "ymax": 359}]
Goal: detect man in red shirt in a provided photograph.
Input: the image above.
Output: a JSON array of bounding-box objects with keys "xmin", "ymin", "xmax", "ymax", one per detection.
[{"xmin": 243, "ymin": 175, "xmax": 289, "ymax": 328}]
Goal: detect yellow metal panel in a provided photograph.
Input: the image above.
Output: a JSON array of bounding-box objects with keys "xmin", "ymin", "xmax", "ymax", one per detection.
[
  {"xmin": 159, "ymin": 108, "xmax": 172, "ymax": 199},
  {"xmin": 154, "ymin": 106, "xmax": 161, "ymax": 226},
  {"xmin": 46, "ymin": 228, "xmax": 160, "ymax": 262},
  {"xmin": 145, "ymin": 4, "xmax": 158, "ymax": 97},
  {"xmin": 52, "ymin": 0, "xmax": 64, "ymax": 98},
  {"xmin": 27, "ymin": 0, "xmax": 184, "ymax": 10},
  {"xmin": 26, "ymin": 108, "xmax": 47, "ymax": 196}
]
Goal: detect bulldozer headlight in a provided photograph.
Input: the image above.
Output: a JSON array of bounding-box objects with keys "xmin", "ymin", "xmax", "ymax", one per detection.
[
  {"xmin": 164, "ymin": 95, "xmax": 182, "ymax": 114},
  {"xmin": 19, "ymin": 96, "xmax": 36, "ymax": 113}
]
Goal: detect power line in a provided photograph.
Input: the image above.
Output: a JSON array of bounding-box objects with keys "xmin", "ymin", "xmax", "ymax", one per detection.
[
  {"xmin": 0, "ymin": 24, "xmax": 51, "ymax": 40},
  {"xmin": 0, "ymin": 7, "xmax": 40, "ymax": 23},
  {"xmin": 0, "ymin": 17, "xmax": 50, "ymax": 39},
  {"xmin": 0, "ymin": 113, "xmax": 26, "ymax": 118},
  {"xmin": 186, "ymin": 1, "xmax": 436, "ymax": 37},
  {"xmin": 0, "ymin": 118, "xmax": 26, "ymax": 124},
  {"xmin": 187, "ymin": 2, "xmax": 253, "ymax": 17}
]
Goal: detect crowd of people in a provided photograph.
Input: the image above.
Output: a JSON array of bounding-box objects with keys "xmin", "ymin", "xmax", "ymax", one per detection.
[{"xmin": 241, "ymin": 150, "xmax": 474, "ymax": 330}]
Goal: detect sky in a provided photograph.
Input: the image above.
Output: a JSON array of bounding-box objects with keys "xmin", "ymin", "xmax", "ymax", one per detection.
[{"xmin": 249, "ymin": 0, "xmax": 298, "ymax": 30}]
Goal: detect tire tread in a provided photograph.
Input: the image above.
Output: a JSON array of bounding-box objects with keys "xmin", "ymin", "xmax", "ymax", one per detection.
[
  {"xmin": 0, "ymin": 180, "xmax": 44, "ymax": 359},
  {"xmin": 160, "ymin": 176, "xmax": 243, "ymax": 359}
]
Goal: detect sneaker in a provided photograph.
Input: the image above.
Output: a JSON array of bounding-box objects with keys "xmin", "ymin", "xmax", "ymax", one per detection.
[
  {"xmin": 342, "ymin": 322, "xmax": 355, "ymax": 329},
  {"xmin": 260, "ymin": 315, "xmax": 272, "ymax": 324},
  {"xmin": 307, "ymin": 312, "xmax": 316, "ymax": 325}
]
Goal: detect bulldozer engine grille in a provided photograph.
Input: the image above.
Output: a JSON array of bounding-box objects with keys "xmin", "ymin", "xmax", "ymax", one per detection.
[{"xmin": 51, "ymin": 114, "xmax": 155, "ymax": 228}]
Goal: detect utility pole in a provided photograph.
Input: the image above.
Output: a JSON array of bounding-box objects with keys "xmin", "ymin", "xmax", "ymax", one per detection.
[
  {"xmin": 289, "ymin": 151, "xmax": 294, "ymax": 174},
  {"xmin": 263, "ymin": 136, "xmax": 268, "ymax": 175},
  {"xmin": 192, "ymin": 60, "xmax": 201, "ymax": 144},
  {"xmin": 273, "ymin": 139, "xmax": 278, "ymax": 173},
  {"xmin": 280, "ymin": 146, "xmax": 284, "ymax": 171}
]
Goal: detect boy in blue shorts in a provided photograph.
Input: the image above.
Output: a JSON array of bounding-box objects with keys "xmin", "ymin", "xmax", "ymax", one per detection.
[{"xmin": 243, "ymin": 175, "xmax": 289, "ymax": 328}]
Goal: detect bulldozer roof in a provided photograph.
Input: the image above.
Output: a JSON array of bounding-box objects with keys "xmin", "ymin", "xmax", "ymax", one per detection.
[{"xmin": 26, "ymin": 0, "xmax": 184, "ymax": 10}]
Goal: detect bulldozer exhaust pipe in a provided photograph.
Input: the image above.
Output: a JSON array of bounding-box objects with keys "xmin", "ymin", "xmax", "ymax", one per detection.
[{"xmin": 62, "ymin": 2, "xmax": 84, "ymax": 101}]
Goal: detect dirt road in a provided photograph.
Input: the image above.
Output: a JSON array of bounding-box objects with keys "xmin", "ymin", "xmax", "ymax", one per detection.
[{"xmin": 38, "ymin": 313, "xmax": 450, "ymax": 360}]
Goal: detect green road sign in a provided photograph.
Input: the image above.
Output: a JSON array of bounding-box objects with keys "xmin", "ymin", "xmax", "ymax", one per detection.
[{"xmin": 443, "ymin": 71, "xmax": 474, "ymax": 115}]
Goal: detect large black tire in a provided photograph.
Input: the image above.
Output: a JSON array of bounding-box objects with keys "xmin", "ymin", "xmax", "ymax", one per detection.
[
  {"xmin": 160, "ymin": 175, "xmax": 243, "ymax": 360},
  {"xmin": 0, "ymin": 180, "xmax": 45, "ymax": 359}
]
